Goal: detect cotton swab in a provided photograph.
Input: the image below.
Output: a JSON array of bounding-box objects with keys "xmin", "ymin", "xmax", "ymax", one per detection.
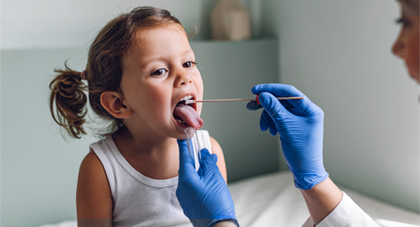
[{"xmin": 185, "ymin": 95, "xmax": 303, "ymax": 105}]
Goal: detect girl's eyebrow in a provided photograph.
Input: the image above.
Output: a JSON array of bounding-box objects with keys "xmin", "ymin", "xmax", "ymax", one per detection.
[
  {"xmin": 139, "ymin": 55, "xmax": 166, "ymax": 67},
  {"xmin": 181, "ymin": 49, "xmax": 194, "ymax": 57}
]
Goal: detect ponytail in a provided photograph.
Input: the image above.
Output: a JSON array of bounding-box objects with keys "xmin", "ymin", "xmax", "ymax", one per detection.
[{"xmin": 49, "ymin": 63, "xmax": 88, "ymax": 139}]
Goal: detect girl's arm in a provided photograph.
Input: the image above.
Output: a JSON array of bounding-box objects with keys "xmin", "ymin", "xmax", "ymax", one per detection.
[
  {"xmin": 76, "ymin": 150, "xmax": 113, "ymax": 227},
  {"xmin": 210, "ymin": 137, "xmax": 227, "ymax": 182}
]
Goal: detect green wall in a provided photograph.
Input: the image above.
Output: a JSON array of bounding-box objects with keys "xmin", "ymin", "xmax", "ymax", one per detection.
[{"xmin": 261, "ymin": 0, "xmax": 419, "ymax": 213}]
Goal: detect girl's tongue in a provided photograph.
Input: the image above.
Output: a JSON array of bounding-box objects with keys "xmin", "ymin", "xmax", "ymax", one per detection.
[{"xmin": 173, "ymin": 103, "xmax": 203, "ymax": 129}]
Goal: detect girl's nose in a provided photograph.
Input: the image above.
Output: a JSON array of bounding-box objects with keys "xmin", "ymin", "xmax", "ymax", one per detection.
[{"xmin": 175, "ymin": 71, "xmax": 192, "ymax": 87}]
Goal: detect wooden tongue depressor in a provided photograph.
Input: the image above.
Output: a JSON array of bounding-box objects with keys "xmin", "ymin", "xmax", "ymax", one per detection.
[{"xmin": 185, "ymin": 95, "xmax": 304, "ymax": 105}]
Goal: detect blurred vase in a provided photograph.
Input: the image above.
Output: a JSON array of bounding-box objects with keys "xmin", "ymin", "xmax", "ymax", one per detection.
[{"xmin": 210, "ymin": 0, "xmax": 251, "ymax": 41}]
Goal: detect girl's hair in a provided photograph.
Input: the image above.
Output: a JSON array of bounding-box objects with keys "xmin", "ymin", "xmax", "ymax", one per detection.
[{"xmin": 49, "ymin": 6, "xmax": 183, "ymax": 139}]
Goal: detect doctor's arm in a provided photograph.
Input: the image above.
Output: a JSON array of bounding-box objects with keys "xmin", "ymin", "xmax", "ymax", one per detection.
[
  {"xmin": 301, "ymin": 178, "xmax": 343, "ymax": 224},
  {"xmin": 247, "ymin": 84, "xmax": 341, "ymax": 224},
  {"xmin": 249, "ymin": 83, "xmax": 379, "ymax": 226},
  {"xmin": 175, "ymin": 83, "xmax": 379, "ymax": 227}
]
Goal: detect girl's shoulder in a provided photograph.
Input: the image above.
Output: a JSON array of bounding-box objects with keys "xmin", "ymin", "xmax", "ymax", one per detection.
[
  {"xmin": 78, "ymin": 150, "xmax": 110, "ymax": 194},
  {"xmin": 209, "ymin": 136, "xmax": 223, "ymax": 156},
  {"xmin": 79, "ymin": 149, "xmax": 106, "ymax": 175},
  {"xmin": 76, "ymin": 150, "xmax": 113, "ymax": 219}
]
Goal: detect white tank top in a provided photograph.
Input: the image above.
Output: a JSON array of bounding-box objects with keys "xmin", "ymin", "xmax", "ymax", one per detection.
[{"xmin": 90, "ymin": 130, "xmax": 212, "ymax": 227}]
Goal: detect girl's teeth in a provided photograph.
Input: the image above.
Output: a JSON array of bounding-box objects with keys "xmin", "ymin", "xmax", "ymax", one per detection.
[
  {"xmin": 181, "ymin": 95, "xmax": 193, "ymax": 101},
  {"xmin": 176, "ymin": 119, "xmax": 186, "ymax": 124}
]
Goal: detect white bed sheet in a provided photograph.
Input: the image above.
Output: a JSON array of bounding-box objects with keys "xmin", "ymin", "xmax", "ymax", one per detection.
[
  {"xmin": 39, "ymin": 171, "xmax": 419, "ymax": 227},
  {"xmin": 229, "ymin": 171, "xmax": 420, "ymax": 227}
]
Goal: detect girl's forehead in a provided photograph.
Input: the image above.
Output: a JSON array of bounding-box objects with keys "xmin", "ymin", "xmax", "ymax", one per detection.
[
  {"xmin": 134, "ymin": 24, "xmax": 186, "ymax": 42},
  {"xmin": 123, "ymin": 24, "xmax": 191, "ymax": 64},
  {"xmin": 130, "ymin": 25, "xmax": 188, "ymax": 52}
]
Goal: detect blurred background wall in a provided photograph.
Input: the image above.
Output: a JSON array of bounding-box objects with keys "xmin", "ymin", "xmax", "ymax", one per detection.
[{"xmin": 260, "ymin": 0, "xmax": 419, "ymax": 214}]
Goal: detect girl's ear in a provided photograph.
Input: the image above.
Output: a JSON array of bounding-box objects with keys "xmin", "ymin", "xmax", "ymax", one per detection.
[{"xmin": 100, "ymin": 91, "xmax": 132, "ymax": 119}]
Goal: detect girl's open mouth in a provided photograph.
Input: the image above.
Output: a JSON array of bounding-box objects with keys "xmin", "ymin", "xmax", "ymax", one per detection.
[{"xmin": 173, "ymin": 95, "xmax": 203, "ymax": 129}]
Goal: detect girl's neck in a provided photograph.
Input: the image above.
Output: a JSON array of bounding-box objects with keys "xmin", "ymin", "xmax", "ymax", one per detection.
[
  {"xmin": 113, "ymin": 126, "xmax": 177, "ymax": 156},
  {"xmin": 112, "ymin": 127, "xmax": 180, "ymax": 180}
]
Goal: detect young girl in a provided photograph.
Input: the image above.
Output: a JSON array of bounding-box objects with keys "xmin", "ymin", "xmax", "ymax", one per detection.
[{"xmin": 49, "ymin": 6, "xmax": 227, "ymax": 227}]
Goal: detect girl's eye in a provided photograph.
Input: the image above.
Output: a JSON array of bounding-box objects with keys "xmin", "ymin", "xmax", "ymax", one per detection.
[
  {"xmin": 151, "ymin": 68, "xmax": 168, "ymax": 77},
  {"xmin": 183, "ymin": 61, "xmax": 197, "ymax": 68}
]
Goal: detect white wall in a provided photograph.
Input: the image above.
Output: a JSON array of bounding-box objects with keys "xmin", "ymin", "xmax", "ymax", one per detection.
[
  {"xmin": 1, "ymin": 0, "xmax": 205, "ymax": 49},
  {"xmin": 261, "ymin": 0, "xmax": 419, "ymax": 213},
  {"xmin": 1, "ymin": 47, "xmax": 92, "ymax": 226},
  {"xmin": 1, "ymin": 0, "xmax": 260, "ymax": 50}
]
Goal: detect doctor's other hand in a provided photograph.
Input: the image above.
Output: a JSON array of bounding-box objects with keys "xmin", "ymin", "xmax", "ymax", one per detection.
[
  {"xmin": 176, "ymin": 140, "xmax": 238, "ymax": 227},
  {"xmin": 247, "ymin": 83, "xmax": 329, "ymax": 190}
]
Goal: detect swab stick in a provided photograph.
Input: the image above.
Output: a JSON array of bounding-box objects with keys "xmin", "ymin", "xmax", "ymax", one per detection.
[{"xmin": 185, "ymin": 96, "xmax": 303, "ymax": 105}]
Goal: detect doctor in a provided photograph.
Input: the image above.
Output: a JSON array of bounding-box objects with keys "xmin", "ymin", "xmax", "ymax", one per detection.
[{"xmin": 176, "ymin": 0, "xmax": 419, "ymax": 226}]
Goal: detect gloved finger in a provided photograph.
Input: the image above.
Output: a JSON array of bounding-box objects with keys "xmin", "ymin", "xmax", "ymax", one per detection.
[
  {"xmin": 260, "ymin": 110, "xmax": 274, "ymax": 132},
  {"xmin": 200, "ymin": 148, "xmax": 211, "ymax": 157},
  {"xmin": 261, "ymin": 109, "xmax": 278, "ymax": 135},
  {"xmin": 252, "ymin": 83, "xmax": 306, "ymax": 109},
  {"xmin": 177, "ymin": 140, "xmax": 197, "ymax": 175},
  {"xmin": 254, "ymin": 84, "xmax": 322, "ymax": 117},
  {"xmin": 258, "ymin": 92, "xmax": 286, "ymax": 118},
  {"xmin": 200, "ymin": 149, "xmax": 218, "ymax": 164},
  {"xmin": 246, "ymin": 100, "xmax": 262, "ymax": 110},
  {"xmin": 269, "ymin": 123, "xmax": 278, "ymax": 136}
]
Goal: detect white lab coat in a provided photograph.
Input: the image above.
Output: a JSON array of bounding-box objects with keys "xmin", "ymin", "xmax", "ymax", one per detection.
[{"xmin": 301, "ymin": 192, "xmax": 380, "ymax": 227}]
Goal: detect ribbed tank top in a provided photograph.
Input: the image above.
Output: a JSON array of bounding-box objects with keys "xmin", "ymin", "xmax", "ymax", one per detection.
[{"xmin": 90, "ymin": 130, "xmax": 212, "ymax": 227}]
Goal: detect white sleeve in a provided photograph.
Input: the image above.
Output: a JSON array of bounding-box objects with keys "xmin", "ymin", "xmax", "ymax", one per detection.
[{"xmin": 301, "ymin": 192, "xmax": 380, "ymax": 227}]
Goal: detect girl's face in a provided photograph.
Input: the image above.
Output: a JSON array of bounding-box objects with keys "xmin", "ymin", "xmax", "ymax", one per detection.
[
  {"xmin": 120, "ymin": 24, "xmax": 203, "ymax": 139},
  {"xmin": 392, "ymin": 0, "xmax": 420, "ymax": 83}
]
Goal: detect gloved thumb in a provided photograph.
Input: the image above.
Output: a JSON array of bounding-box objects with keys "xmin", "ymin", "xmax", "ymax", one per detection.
[
  {"xmin": 198, "ymin": 149, "xmax": 218, "ymax": 174},
  {"xmin": 177, "ymin": 140, "xmax": 196, "ymax": 175},
  {"xmin": 200, "ymin": 149, "xmax": 218, "ymax": 163}
]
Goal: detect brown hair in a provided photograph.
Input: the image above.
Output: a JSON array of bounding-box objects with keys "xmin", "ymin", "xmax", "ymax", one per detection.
[{"xmin": 49, "ymin": 6, "xmax": 183, "ymax": 139}]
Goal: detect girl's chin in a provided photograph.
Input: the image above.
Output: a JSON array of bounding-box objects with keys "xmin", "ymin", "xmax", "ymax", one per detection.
[{"xmin": 173, "ymin": 126, "xmax": 191, "ymax": 140}]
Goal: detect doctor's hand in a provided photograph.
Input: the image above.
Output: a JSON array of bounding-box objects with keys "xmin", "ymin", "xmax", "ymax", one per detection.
[
  {"xmin": 247, "ymin": 83, "xmax": 329, "ymax": 190},
  {"xmin": 176, "ymin": 140, "xmax": 238, "ymax": 227}
]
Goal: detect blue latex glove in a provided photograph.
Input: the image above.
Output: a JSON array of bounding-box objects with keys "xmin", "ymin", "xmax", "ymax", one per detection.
[
  {"xmin": 176, "ymin": 140, "xmax": 238, "ymax": 227},
  {"xmin": 247, "ymin": 84, "xmax": 329, "ymax": 190}
]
